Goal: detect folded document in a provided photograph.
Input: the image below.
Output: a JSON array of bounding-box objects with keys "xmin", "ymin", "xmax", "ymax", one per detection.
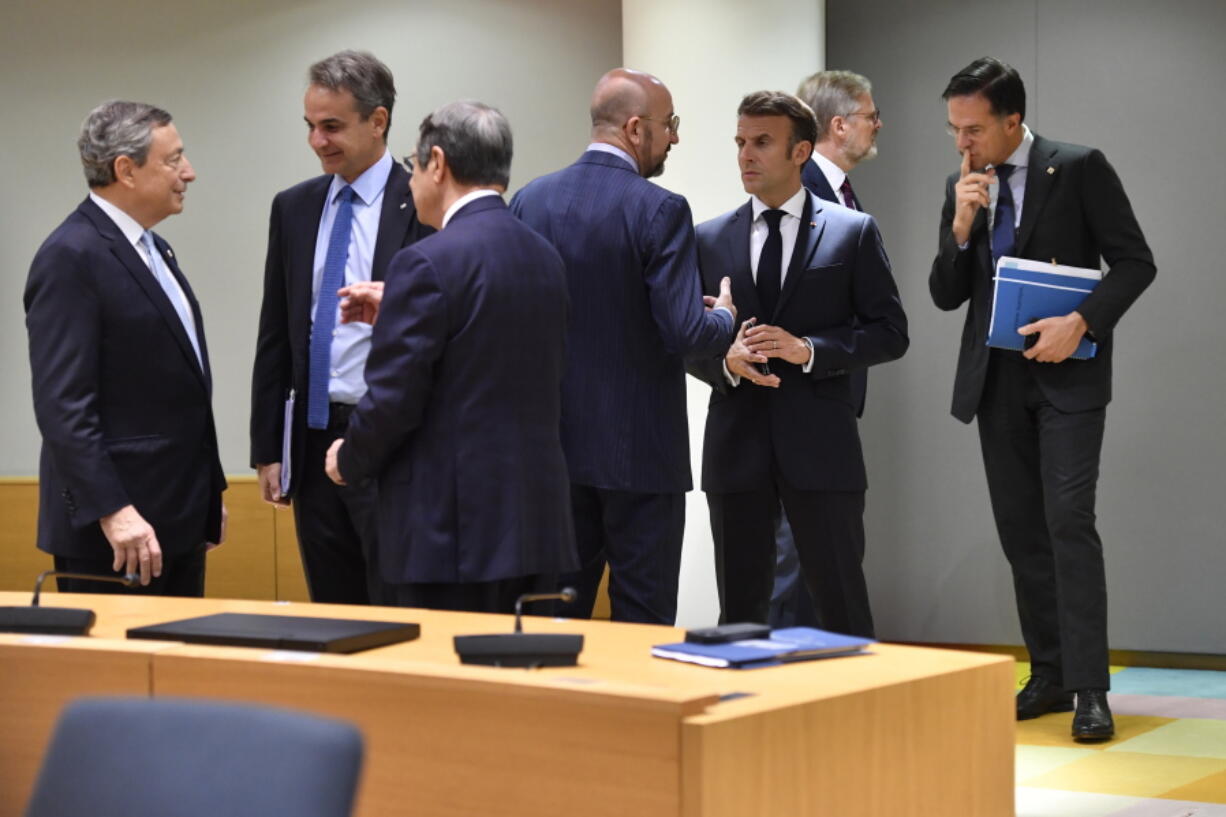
[
  {"xmin": 988, "ymin": 256, "xmax": 1101, "ymax": 360},
  {"xmin": 651, "ymin": 626, "xmax": 873, "ymax": 669}
]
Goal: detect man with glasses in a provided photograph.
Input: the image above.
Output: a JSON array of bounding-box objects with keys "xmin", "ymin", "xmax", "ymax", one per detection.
[
  {"xmin": 511, "ymin": 68, "xmax": 736, "ymax": 624},
  {"xmin": 930, "ymin": 57, "xmax": 1155, "ymax": 742},
  {"xmin": 251, "ymin": 50, "xmax": 430, "ymax": 605}
]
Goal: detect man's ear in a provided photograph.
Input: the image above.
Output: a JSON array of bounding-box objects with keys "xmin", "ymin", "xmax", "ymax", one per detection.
[
  {"xmin": 793, "ymin": 140, "xmax": 814, "ymax": 165},
  {"xmin": 369, "ymin": 106, "xmax": 389, "ymax": 140},
  {"xmin": 112, "ymin": 155, "xmax": 137, "ymax": 188},
  {"xmin": 430, "ymin": 145, "xmax": 447, "ymax": 183}
]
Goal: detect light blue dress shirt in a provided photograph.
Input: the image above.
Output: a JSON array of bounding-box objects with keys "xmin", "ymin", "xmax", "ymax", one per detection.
[{"xmin": 310, "ymin": 149, "xmax": 394, "ymax": 405}]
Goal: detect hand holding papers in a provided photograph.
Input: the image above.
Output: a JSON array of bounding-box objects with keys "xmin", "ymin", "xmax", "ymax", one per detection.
[{"xmin": 988, "ymin": 256, "xmax": 1101, "ymax": 361}]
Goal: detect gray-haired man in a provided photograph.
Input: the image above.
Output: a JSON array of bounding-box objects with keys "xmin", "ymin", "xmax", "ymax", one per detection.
[
  {"xmin": 25, "ymin": 100, "xmax": 226, "ymax": 595},
  {"xmin": 251, "ymin": 50, "xmax": 430, "ymax": 604}
]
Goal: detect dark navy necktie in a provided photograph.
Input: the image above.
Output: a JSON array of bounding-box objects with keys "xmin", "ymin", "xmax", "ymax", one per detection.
[
  {"xmin": 307, "ymin": 185, "xmax": 356, "ymax": 429},
  {"xmin": 839, "ymin": 177, "xmax": 861, "ymax": 211},
  {"xmin": 756, "ymin": 209, "xmax": 785, "ymax": 319},
  {"xmin": 992, "ymin": 163, "xmax": 1016, "ymax": 264}
]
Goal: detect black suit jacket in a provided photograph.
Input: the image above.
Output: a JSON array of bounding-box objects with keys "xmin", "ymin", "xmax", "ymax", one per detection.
[
  {"xmin": 250, "ymin": 161, "xmax": 429, "ymax": 487},
  {"xmin": 338, "ymin": 196, "xmax": 577, "ymax": 584},
  {"xmin": 930, "ymin": 134, "xmax": 1156, "ymax": 423},
  {"xmin": 24, "ymin": 197, "xmax": 226, "ymax": 558},
  {"xmin": 688, "ymin": 192, "xmax": 909, "ymax": 494}
]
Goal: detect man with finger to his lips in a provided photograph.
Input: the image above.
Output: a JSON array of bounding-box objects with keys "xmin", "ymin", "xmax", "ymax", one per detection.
[{"xmin": 687, "ymin": 91, "xmax": 908, "ymax": 636}]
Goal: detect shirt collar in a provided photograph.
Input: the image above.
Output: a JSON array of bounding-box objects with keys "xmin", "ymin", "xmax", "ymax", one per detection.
[
  {"xmin": 1001, "ymin": 124, "xmax": 1033, "ymax": 170},
  {"xmin": 810, "ymin": 150, "xmax": 847, "ymax": 196},
  {"xmin": 442, "ymin": 189, "xmax": 502, "ymax": 229},
  {"xmin": 89, "ymin": 191, "xmax": 146, "ymax": 248},
  {"xmin": 586, "ymin": 142, "xmax": 638, "ymax": 172},
  {"xmin": 751, "ymin": 186, "xmax": 807, "ymax": 222},
  {"xmin": 328, "ymin": 148, "xmax": 394, "ymax": 206}
]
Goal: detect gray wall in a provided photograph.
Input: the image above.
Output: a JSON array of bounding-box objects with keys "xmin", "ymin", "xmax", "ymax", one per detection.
[
  {"xmin": 0, "ymin": 0, "xmax": 620, "ymax": 476},
  {"xmin": 829, "ymin": 0, "xmax": 1226, "ymax": 653}
]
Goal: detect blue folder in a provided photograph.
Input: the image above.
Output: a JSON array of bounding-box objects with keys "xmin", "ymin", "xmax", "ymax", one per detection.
[
  {"xmin": 650, "ymin": 627, "xmax": 873, "ymax": 669},
  {"xmin": 988, "ymin": 257, "xmax": 1101, "ymax": 360}
]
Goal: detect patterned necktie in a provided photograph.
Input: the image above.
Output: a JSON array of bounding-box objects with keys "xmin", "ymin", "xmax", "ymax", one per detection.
[
  {"xmin": 140, "ymin": 231, "xmax": 201, "ymax": 369},
  {"xmin": 756, "ymin": 209, "xmax": 786, "ymax": 319},
  {"xmin": 992, "ymin": 163, "xmax": 1016, "ymax": 264},
  {"xmin": 839, "ymin": 177, "xmax": 860, "ymax": 211},
  {"xmin": 307, "ymin": 185, "xmax": 356, "ymax": 429}
]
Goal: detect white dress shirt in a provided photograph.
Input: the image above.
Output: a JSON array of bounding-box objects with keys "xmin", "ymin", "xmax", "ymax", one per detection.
[{"xmin": 811, "ymin": 150, "xmax": 856, "ymax": 209}]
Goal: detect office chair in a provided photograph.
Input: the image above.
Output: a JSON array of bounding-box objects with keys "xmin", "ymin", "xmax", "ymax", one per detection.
[{"xmin": 23, "ymin": 697, "xmax": 363, "ymax": 817}]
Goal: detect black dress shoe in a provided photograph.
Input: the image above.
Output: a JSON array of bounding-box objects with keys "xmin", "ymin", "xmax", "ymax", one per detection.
[
  {"xmin": 1072, "ymin": 689, "xmax": 1114, "ymax": 742},
  {"xmin": 1016, "ymin": 676, "xmax": 1075, "ymax": 720}
]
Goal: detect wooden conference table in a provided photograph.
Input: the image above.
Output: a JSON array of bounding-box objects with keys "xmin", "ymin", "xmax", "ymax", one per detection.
[{"xmin": 0, "ymin": 593, "xmax": 1014, "ymax": 816}]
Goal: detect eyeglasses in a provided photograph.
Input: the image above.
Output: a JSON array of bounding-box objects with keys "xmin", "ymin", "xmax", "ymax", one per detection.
[
  {"xmin": 846, "ymin": 108, "xmax": 881, "ymax": 124},
  {"xmin": 639, "ymin": 113, "xmax": 681, "ymax": 134}
]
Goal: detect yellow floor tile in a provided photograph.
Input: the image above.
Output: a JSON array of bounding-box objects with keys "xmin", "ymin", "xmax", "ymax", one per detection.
[
  {"xmin": 1022, "ymin": 751, "xmax": 1226, "ymax": 798},
  {"xmin": 1016, "ymin": 745, "xmax": 1099, "ymax": 783},
  {"xmin": 1108, "ymin": 719, "xmax": 1226, "ymax": 760},
  {"xmin": 1160, "ymin": 768, "xmax": 1226, "ymax": 804},
  {"xmin": 1017, "ymin": 714, "xmax": 1173, "ymax": 748}
]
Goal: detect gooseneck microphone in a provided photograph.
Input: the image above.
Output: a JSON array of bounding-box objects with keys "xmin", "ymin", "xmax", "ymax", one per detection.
[
  {"xmin": 0, "ymin": 571, "xmax": 139, "ymax": 635},
  {"xmin": 513, "ymin": 587, "xmax": 577, "ymax": 633}
]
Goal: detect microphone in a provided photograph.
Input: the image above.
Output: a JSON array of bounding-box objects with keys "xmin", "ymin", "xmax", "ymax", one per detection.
[
  {"xmin": 454, "ymin": 587, "xmax": 584, "ymax": 668},
  {"xmin": 0, "ymin": 571, "xmax": 138, "ymax": 635}
]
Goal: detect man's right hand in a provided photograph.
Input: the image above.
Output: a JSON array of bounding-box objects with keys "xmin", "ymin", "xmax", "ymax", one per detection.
[
  {"xmin": 725, "ymin": 320, "xmax": 780, "ymax": 388},
  {"xmin": 339, "ymin": 281, "xmax": 384, "ymax": 325},
  {"xmin": 703, "ymin": 276, "xmax": 738, "ymax": 321},
  {"xmin": 256, "ymin": 462, "xmax": 290, "ymax": 507},
  {"xmin": 952, "ymin": 150, "xmax": 996, "ymax": 245},
  {"xmin": 99, "ymin": 505, "xmax": 162, "ymax": 586}
]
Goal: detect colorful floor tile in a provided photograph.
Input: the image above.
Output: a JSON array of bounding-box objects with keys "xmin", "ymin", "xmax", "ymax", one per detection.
[{"xmin": 1013, "ymin": 663, "xmax": 1226, "ymax": 814}]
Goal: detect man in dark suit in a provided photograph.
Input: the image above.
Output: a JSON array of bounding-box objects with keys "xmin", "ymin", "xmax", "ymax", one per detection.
[
  {"xmin": 25, "ymin": 100, "xmax": 226, "ymax": 594},
  {"xmin": 510, "ymin": 68, "xmax": 735, "ymax": 624},
  {"xmin": 251, "ymin": 51, "xmax": 429, "ymax": 605},
  {"xmin": 767, "ymin": 69, "xmax": 886, "ymax": 628},
  {"xmin": 324, "ymin": 101, "xmax": 576, "ymax": 612},
  {"xmin": 930, "ymin": 57, "xmax": 1155, "ymax": 742},
  {"xmin": 689, "ymin": 91, "xmax": 908, "ymax": 637}
]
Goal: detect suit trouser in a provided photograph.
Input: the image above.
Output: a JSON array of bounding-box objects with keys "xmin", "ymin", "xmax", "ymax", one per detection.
[
  {"xmin": 53, "ymin": 543, "xmax": 207, "ymax": 597},
  {"xmin": 385, "ymin": 573, "xmax": 556, "ymax": 615},
  {"xmin": 708, "ymin": 481, "xmax": 874, "ymax": 638},
  {"xmin": 977, "ymin": 350, "xmax": 1109, "ymax": 691},
  {"xmin": 556, "ymin": 484, "xmax": 685, "ymax": 625},
  {"xmin": 294, "ymin": 406, "xmax": 384, "ymax": 605},
  {"xmin": 768, "ymin": 512, "xmax": 822, "ymax": 628}
]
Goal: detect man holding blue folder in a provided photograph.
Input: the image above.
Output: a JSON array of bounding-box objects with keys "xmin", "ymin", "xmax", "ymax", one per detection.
[{"xmin": 930, "ymin": 57, "xmax": 1155, "ymax": 742}]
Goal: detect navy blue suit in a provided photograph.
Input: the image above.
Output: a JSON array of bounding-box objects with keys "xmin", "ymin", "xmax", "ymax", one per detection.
[
  {"xmin": 337, "ymin": 196, "xmax": 576, "ymax": 611},
  {"xmin": 251, "ymin": 161, "xmax": 430, "ymax": 604},
  {"xmin": 25, "ymin": 197, "xmax": 225, "ymax": 593},
  {"xmin": 511, "ymin": 150, "xmax": 733, "ymax": 623},
  {"xmin": 688, "ymin": 192, "xmax": 908, "ymax": 635}
]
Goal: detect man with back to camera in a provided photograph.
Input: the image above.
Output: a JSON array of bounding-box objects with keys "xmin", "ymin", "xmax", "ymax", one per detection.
[
  {"xmin": 250, "ymin": 50, "xmax": 429, "ymax": 605},
  {"xmin": 324, "ymin": 101, "xmax": 577, "ymax": 613},
  {"xmin": 687, "ymin": 91, "xmax": 908, "ymax": 636},
  {"xmin": 25, "ymin": 100, "xmax": 226, "ymax": 594},
  {"xmin": 510, "ymin": 68, "xmax": 736, "ymax": 624},
  {"xmin": 767, "ymin": 69, "xmax": 886, "ymax": 628},
  {"xmin": 931, "ymin": 57, "xmax": 1155, "ymax": 741}
]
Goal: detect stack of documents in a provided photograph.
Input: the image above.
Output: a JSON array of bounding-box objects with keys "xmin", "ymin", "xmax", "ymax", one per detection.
[
  {"xmin": 988, "ymin": 256, "xmax": 1102, "ymax": 360},
  {"xmin": 651, "ymin": 627, "xmax": 873, "ymax": 669}
]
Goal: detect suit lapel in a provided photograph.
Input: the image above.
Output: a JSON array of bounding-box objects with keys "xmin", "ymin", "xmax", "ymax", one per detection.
[
  {"xmin": 158, "ymin": 240, "xmax": 212, "ymax": 391},
  {"xmin": 774, "ymin": 192, "xmax": 823, "ymax": 320},
  {"xmin": 1016, "ymin": 135, "xmax": 1059, "ymax": 254},
  {"xmin": 724, "ymin": 201, "xmax": 764, "ymax": 322},
  {"xmin": 290, "ymin": 178, "xmax": 331, "ymax": 351},
  {"xmin": 371, "ymin": 162, "xmax": 413, "ymax": 282}
]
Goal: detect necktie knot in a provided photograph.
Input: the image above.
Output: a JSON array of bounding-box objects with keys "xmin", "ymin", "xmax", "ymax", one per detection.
[
  {"xmin": 762, "ymin": 209, "xmax": 785, "ymax": 232},
  {"xmin": 995, "ymin": 163, "xmax": 1015, "ymax": 183},
  {"xmin": 337, "ymin": 185, "xmax": 356, "ymax": 204},
  {"xmin": 838, "ymin": 177, "xmax": 860, "ymax": 211}
]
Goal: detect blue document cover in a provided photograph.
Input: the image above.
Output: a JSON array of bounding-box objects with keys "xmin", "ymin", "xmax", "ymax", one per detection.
[
  {"xmin": 988, "ymin": 257, "xmax": 1101, "ymax": 360},
  {"xmin": 651, "ymin": 627, "xmax": 873, "ymax": 669}
]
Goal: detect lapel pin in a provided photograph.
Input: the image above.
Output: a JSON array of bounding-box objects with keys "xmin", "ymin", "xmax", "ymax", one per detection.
[
  {"xmin": 1046, "ymin": 166, "xmax": 1055, "ymax": 175},
  {"xmin": 166, "ymin": 249, "xmax": 174, "ymax": 258},
  {"xmin": 810, "ymin": 221, "xmax": 816, "ymax": 228},
  {"xmin": 400, "ymin": 202, "xmax": 407, "ymax": 210}
]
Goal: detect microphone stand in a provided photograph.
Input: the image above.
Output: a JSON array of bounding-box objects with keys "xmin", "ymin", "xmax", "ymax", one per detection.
[
  {"xmin": 455, "ymin": 588, "xmax": 584, "ymax": 668},
  {"xmin": 0, "ymin": 571, "xmax": 138, "ymax": 635}
]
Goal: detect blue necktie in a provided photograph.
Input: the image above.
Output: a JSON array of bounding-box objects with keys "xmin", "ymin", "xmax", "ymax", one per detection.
[
  {"xmin": 307, "ymin": 186, "xmax": 356, "ymax": 429},
  {"xmin": 756, "ymin": 209, "xmax": 785, "ymax": 319},
  {"xmin": 992, "ymin": 163, "xmax": 1016, "ymax": 265},
  {"xmin": 140, "ymin": 231, "xmax": 202, "ymax": 369}
]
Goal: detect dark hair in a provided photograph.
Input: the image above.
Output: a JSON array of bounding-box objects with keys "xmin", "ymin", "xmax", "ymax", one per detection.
[
  {"xmin": 308, "ymin": 50, "xmax": 396, "ymax": 139},
  {"xmin": 415, "ymin": 101, "xmax": 512, "ymax": 188},
  {"xmin": 942, "ymin": 57, "xmax": 1026, "ymax": 120},
  {"xmin": 78, "ymin": 101, "xmax": 173, "ymax": 187},
  {"xmin": 737, "ymin": 90, "xmax": 818, "ymax": 150}
]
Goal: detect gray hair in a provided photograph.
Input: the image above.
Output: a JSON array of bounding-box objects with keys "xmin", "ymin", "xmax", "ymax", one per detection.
[
  {"xmin": 796, "ymin": 70, "xmax": 873, "ymax": 141},
  {"xmin": 308, "ymin": 50, "xmax": 396, "ymax": 139},
  {"xmin": 414, "ymin": 101, "xmax": 513, "ymax": 188},
  {"xmin": 77, "ymin": 100, "xmax": 173, "ymax": 188}
]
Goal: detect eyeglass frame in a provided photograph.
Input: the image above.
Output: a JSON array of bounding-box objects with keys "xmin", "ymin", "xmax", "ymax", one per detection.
[
  {"xmin": 845, "ymin": 108, "xmax": 881, "ymax": 124},
  {"xmin": 638, "ymin": 113, "xmax": 681, "ymax": 135}
]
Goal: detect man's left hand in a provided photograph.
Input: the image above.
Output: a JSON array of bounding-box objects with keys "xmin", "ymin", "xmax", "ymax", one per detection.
[
  {"xmin": 743, "ymin": 323, "xmax": 811, "ymax": 366},
  {"xmin": 206, "ymin": 504, "xmax": 228, "ymax": 552},
  {"xmin": 325, "ymin": 439, "xmax": 346, "ymax": 485},
  {"xmin": 339, "ymin": 281, "xmax": 384, "ymax": 325},
  {"xmin": 1018, "ymin": 311, "xmax": 1089, "ymax": 363}
]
